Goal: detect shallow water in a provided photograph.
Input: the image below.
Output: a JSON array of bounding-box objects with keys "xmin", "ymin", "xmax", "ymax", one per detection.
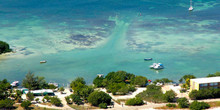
[{"xmin": 0, "ymin": 0, "xmax": 219, "ymax": 84}]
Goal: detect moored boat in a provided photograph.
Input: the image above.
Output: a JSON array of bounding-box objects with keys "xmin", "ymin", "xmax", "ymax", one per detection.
[
  {"xmin": 149, "ymin": 63, "xmax": 164, "ymax": 70},
  {"xmin": 40, "ymin": 60, "xmax": 47, "ymax": 63},
  {"xmin": 144, "ymin": 58, "xmax": 153, "ymax": 61}
]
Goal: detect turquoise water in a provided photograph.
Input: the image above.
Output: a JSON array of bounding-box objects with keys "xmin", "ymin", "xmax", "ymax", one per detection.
[{"xmin": 0, "ymin": 0, "xmax": 219, "ymax": 84}]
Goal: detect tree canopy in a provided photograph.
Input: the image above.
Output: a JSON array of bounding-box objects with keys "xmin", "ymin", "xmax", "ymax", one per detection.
[
  {"xmin": 207, "ymin": 71, "xmax": 220, "ymax": 77},
  {"xmin": 0, "ymin": 41, "xmax": 12, "ymax": 54},
  {"xmin": 88, "ymin": 91, "xmax": 112, "ymax": 106},
  {"xmin": 131, "ymin": 76, "xmax": 148, "ymax": 87}
]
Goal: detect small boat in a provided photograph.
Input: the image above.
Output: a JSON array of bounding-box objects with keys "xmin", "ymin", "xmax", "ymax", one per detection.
[
  {"xmin": 144, "ymin": 58, "xmax": 153, "ymax": 61},
  {"xmin": 189, "ymin": 0, "xmax": 193, "ymax": 11},
  {"xmin": 149, "ymin": 63, "xmax": 164, "ymax": 70},
  {"xmin": 40, "ymin": 60, "xmax": 47, "ymax": 63},
  {"xmin": 11, "ymin": 81, "xmax": 19, "ymax": 87}
]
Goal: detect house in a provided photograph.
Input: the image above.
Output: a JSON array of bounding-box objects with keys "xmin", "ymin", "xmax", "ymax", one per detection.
[
  {"xmin": 24, "ymin": 89, "xmax": 55, "ymax": 96},
  {"xmin": 190, "ymin": 76, "xmax": 220, "ymax": 91}
]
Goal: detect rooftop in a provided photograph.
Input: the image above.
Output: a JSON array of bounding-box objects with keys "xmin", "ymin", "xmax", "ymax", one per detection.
[{"xmin": 191, "ymin": 76, "xmax": 220, "ymax": 84}]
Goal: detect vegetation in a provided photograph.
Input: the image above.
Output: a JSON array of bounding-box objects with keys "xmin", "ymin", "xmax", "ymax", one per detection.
[
  {"xmin": 177, "ymin": 97, "xmax": 189, "ymax": 108},
  {"xmin": 0, "ymin": 98, "xmax": 15, "ymax": 109},
  {"xmin": 99, "ymin": 103, "xmax": 108, "ymax": 109},
  {"xmin": 125, "ymin": 97, "xmax": 144, "ymax": 106},
  {"xmin": 93, "ymin": 71, "xmax": 139, "ymax": 95},
  {"xmin": 26, "ymin": 92, "xmax": 34, "ymax": 101},
  {"xmin": 163, "ymin": 90, "xmax": 176, "ymax": 102},
  {"xmin": 21, "ymin": 100, "xmax": 32, "ymax": 109},
  {"xmin": 14, "ymin": 90, "xmax": 22, "ymax": 103},
  {"xmin": 189, "ymin": 89, "xmax": 220, "ymax": 100},
  {"xmin": 166, "ymin": 103, "xmax": 176, "ymax": 108},
  {"xmin": 207, "ymin": 71, "xmax": 220, "ymax": 77},
  {"xmin": 153, "ymin": 78, "xmax": 173, "ymax": 84},
  {"xmin": 0, "ymin": 41, "xmax": 12, "ymax": 54},
  {"xmin": 59, "ymin": 87, "xmax": 64, "ymax": 93},
  {"xmin": 43, "ymin": 94, "xmax": 50, "ymax": 102},
  {"xmin": 0, "ymin": 79, "xmax": 11, "ymax": 100},
  {"xmin": 88, "ymin": 91, "xmax": 112, "ymax": 106},
  {"xmin": 22, "ymin": 72, "xmax": 49, "ymax": 90},
  {"xmin": 79, "ymin": 86, "xmax": 94, "ymax": 101},
  {"xmin": 179, "ymin": 74, "xmax": 196, "ymax": 89},
  {"xmin": 189, "ymin": 101, "xmax": 210, "ymax": 110},
  {"xmin": 70, "ymin": 93, "xmax": 82, "ymax": 105},
  {"xmin": 50, "ymin": 97, "xmax": 62, "ymax": 106},
  {"xmin": 131, "ymin": 76, "xmax": 148, "ymax": 87},
  {"xmin": 70, "ymin": 77, "xmax": 86, "ymax": 93},
  {"xmin": 136, "ymin": 85, "xmax": 165, "ymax": 103},
  {"xmin": 65, "ymin": 96, "xmax": 72, "ymax": 104}
]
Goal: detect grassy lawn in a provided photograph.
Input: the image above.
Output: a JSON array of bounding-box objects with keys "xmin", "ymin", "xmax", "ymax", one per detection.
[{"xmin": 207, "ymin": 101, "xmax": 220, "ymax": 108}]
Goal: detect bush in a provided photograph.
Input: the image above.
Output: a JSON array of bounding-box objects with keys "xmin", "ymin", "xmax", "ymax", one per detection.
[
  {"xmin": 65, "ymin": 96, "xmax": 72, "ymax": 104},
  {"xmin": 189, "ymin": 89, "xmax": 220, "ymax": 100},
  {"xmin": 35, "ymin": 98, "xmax": 39, "ymax": 103},
  {"xmin": 0, "ymin": 41, "xmax": 12, "ymax": 54},
  {"xmin": 88, "ymin": 91, "xmax": 112, "ymax": 106},
  {"xmin": 163, "ymin": 90, "xmax": 176, "ymax": 102},
  {"xmin": 125, "ymin": 97, "xmax": 144, "ymax": 106},
  {"xmin": 189, "ymin": 101, "xmax": 210, "ymax": 110},
  {"xmin": 177, "ymin": 98, "xmax": 189, "ymax": 108},
  {"xmin": 43, "ymin": 94, "xmax": 50, "ymax": 102},
  {"xmin": 0, "ymin": 99, "xmax": 15, "ymax": 109},
  {"xmin": 50, "ymin": 97, "xmax": 62, "ymax": 106},
  {"xmin": 70, "ymin": 77, "xmax": 86, "ymax": 93},
  {"xmin": 132, "ymin": 76, "xmax": 148, "ymax": 87},
  {"xmin": 166, "ymin": 103, "xmax": 176, "ymax": 108},
  {"xmin": 99, "ymin": 103, "xmax": 107, "ymax": 109},
  {"xmin": 26, "ymin": 92, "xmax": 34, "ymax": 101},
  {"xmin": 21, "ymin": 100, "xmax": 31, "ymax": 109},
  {"xmin": 93, "ymin": 76, "xmax": 104, "ymax": 87},
  {"xmin": 70, "ymin": 94, "xmax": 82, "ymax": 105}
]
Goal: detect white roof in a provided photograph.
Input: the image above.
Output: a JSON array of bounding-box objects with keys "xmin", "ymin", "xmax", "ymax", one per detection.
[
  {"xmin": 24, "ymin": 89, "xmax": 53, "ymax": 94},
  {"xmin": 191, "ymin": 77, "xmax": 220, "ymax": 84}
]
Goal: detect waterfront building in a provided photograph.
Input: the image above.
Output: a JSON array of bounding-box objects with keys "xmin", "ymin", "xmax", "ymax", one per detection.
[
  {"xmin": 190, "ymin": 76, "xmax": 220, "ymax": 91},
  {"xmin": 24, "ymin": 89, "xmax": 55, "ymax": 96}
]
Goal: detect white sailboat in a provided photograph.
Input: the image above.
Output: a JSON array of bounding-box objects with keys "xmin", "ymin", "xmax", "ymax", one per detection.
[{"xmin": 189, "ymin": 0, "xmax": 193, "ymax": 11}]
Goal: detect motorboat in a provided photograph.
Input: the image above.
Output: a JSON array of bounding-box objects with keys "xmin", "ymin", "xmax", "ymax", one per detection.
[
  {"xmin": 149, "ymin": 63, "xmax": 164, "ymax": 70},
  {"xmin": 40, "ymin": 60, "xmax": 47, "ymax": 63},
  {"xmin": 144, "ymin": 58, "xmax": 153, "ymax": 61},
  {"xmin": 11, "ymin": 81, "xmax": 19, "ymax": 87},
  {"xmin": 189, "ymin": 0, "xmax": 193, "ymax": 11}
]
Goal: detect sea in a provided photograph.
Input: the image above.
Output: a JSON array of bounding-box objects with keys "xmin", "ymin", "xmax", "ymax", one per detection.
[{"xmin": 0, "ymin": 0, "xmax": 219, "ymax": 85}]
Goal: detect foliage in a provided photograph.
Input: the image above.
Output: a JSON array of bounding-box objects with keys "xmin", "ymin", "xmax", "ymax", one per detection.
[
  {"xmin": 99, "ymin": 103, "xmax": 107, "ymax": 109},
  {"xmin": 14, "ymin": 90, "xmax": 22, "ymax": 102},
  {"xmin": 70, "ymin": 77, "xmax": 86, "ymax": 93},
  {"xmin": 207, "ymin": 71, "xmax": 220, "ymax": 77},
  {"xmin": 48, "ymin": 84, "xmax": 57, "ymax": 89},
  {"xmin": 88, "ymin": 91, "xmax": 112, "ymax": 106},
  {"xmin": 50, "ymin": 96, "xmax": 62, "ymax": 106},
  {"xmin": 189, "ymin": 101, "xmax": 210, "ymax": 110},
  {"xmin": 166, "ymin": 103, "xmax": 176, "ymax": 108},
  {"xmin": 0, "ymin": 98, "xmax": 15, "ymax": 109},
  {"xmin": 65, "ymin": 96, "xmax": 72, "ymax": 104},
  {"xmin": 26, "ymin": 92, "xmax": 34, "ymax": 101},
  {"xmin": 153, "ymin": 78, "xmax": 173, "ymax": 84},
  {"xmin": 70, "ymin": 93, "xmax": 82, "ymax": 105},
  {"xmin": 0, "ymin": 79, "xmax": 11, "ymax": 100},
  {"xmin": 59, "ymin": 87, "xmax": 64, "ymax": 93},
  {"xmin": 0, "ymin": 41, "xmax": 12, "ymax": 54},
  {"xmin": 136, "ymin": 85, "xmax": 165, "ymax": 103},
  {"xmin": 93, "ymin": 76, "xmax": 104, "ymax": 87},
  {"xmin": 177, "ymin": 97, "xmax": 189, "ymax": 108},
  {"xmin": 163, "ymin": 90, "xmax": 177, "ymax": 102},
  {"xmin": 22, "ymin": 72, "xmax": 48, "ymax": 90},
  {"xmin": 107, "ymin": 83, "xmax": 135, "ymax": 95},
  {"xmin": 189, "ymin": 89, "xmax": 220, "ymax": 100},
  {"xmin": 21, "ymin": 100, "xmax": 31, "ymax": 109},
  {"xmin": 79, "ymin": 86, "xmax": 94, "ymax": 101},
  {"xmin": 179, "ymin": 74, "xmax": 196, "ymax": 83},
  {"xmin": 125, "ymin": 97, "xmax": 144, "ymax": 106},
  {"xmin": 131, "ymin": 76, "xmax": 148, "ymax": 87},
  {"xmin": 35, "ymin": 98, "xmax": 39, "ymax": 103},
  {"xmin": 43, "ymin": 94, "xmax": 50, "ymax": 102}
]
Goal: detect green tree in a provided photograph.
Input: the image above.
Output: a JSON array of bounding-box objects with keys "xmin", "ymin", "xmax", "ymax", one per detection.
[
  {"xmin": 0, "ymin": 41, "xmax": 12, "ymax": 54},
  {"xmin": 43, "ymin": 94, "xmax": 50, "ymax": 102},
  {"xmin": 88, "ymin": 91, "xmax": 112, "ymax": 106},
  {"xmin": 50, "ymin": 97, "xmax": 62, "ymax": 106},
  {"xmin": 21, "ymin": 100, "xmax": 31, "ymax": 109},
  {"xmin": 0, "ymin": 79, "xmax": 11, "ymax": 100},
  {"xmin": 14, "ymin": 90, "xmax": 22, "ymax": 103},
  {"xmin": 93, "ymin": 76, "xmax": 104, "ymax": 87},
  {"xmin": 189, "ymin": 101, "xmax": 210, "ymax": 110},
  {"xmin": 177, "ymin": 97, "xmax": 189, "ymax": 108},
  {"xmin": 179, "ymin": 75, "xmax": 196, "ymax": 83},
  {"xmin": 65, "ymin": 96, "xmax": 72, "ymax": 104},
  {"xmin": 132, "ymin": 76, "xmax": 148, "ymax": 87},
  {"xmin": 125, "ymin": 97, "xmax": 144, "ymax": 106},
  {"xmin": 22, "ymin": 72, "xmax": 48, "ymax": 90},
  {"xmin": 70, "ymin": 77, "xmax": 86, "ymax": 93},
  {"xmin": 163, "ymin": 90, "xmax": 176, "ymax": 102},
  {"xmin": 99, "ymin": 103, "xmax": 107, "ymax": 109},
  {"xmin": 0, "ymin": 98, "xmax": 14, "ymax": 109},
  {"xmin": 26, "ymin": 92, "xmax": 34, "ymax": 101},
  {"xmin": 207, "ymin": 71, "xmax": 220, "ymax": 77},
  {"xmin": 79, "ymin": 86, "xmax": 94, "ymax": 101},
  {"xmin": 35, "ymin": 98, "xmax": 39, "ymax": 103},
  {"xmin": 59, "ymin": 87, "xmax": 65, "ymax": 93},
  {"xmin": 70, "ymin": 93, "xmax": 82, "ymax": 105}
]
